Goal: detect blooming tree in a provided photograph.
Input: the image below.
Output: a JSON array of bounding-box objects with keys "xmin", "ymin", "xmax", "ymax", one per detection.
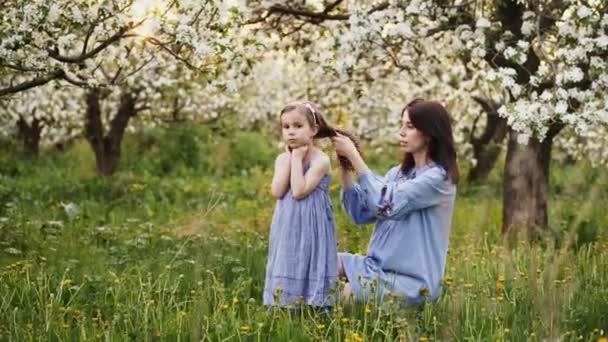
[
  {"xmin": 247, "ymin": 0, "xmax": 608, "ymax": 235},
  {"xmin": 0, "ymin": 0, "xmax": 258, "ymax": 173}
]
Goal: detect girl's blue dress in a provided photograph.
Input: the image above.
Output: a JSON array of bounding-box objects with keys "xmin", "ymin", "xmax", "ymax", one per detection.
[
  {"xmin": 340, "ymin": 162, "xmax": 456, "ymax": 304},
  {"xmin": 263, "ymin": 160, "xmax": 338, "ymax": 307}
]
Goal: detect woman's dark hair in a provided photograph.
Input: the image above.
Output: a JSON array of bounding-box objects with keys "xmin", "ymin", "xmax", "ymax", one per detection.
[
  {"xmin": 401, "ymin": 99, "xmax": 459, "ymax": 184},
  {"xmin": 280, "ymin": 101, "xmax": 361, "ymax": 171}
]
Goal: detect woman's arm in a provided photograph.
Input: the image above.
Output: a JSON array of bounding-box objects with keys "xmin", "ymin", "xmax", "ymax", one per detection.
[
  {"xmin": 270, "ymin": 151, "xmax": 291, "ymax": 199},
  {"xmin": 290, "ymin": 146, "xmax": 330, "ymax": 200}
]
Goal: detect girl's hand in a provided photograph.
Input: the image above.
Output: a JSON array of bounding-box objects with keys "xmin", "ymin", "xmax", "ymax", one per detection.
[
  {"xmin": 331, "ymin": 133, "xmax": 358, "ymax": 160},
  {"xmin": 291, "ymin": 145, "xmax": 309, "ymax": 160}
]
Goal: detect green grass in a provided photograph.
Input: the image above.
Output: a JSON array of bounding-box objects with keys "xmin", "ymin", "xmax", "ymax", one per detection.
[{"xmin": 1, "ymin": 127, "xmax": 607, "ymax": 341}]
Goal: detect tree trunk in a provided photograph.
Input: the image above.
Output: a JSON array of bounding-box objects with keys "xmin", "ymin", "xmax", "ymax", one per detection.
[
  {"xmin": 467, "ymin": 97, "xmax": 508, "ymax": 183},
  {"xmin": 16, "ymin": 116, "xmax": 42, "ymax": 157},
  {"xmin": 84, "ymin": 88, "xmax": 137, "ymax": 176},
  {"xmin": 502, "ymin": 123, "xmax": 564, "ymax": 238}
]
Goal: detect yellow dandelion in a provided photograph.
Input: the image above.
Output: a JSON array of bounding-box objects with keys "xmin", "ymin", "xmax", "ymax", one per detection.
[
  {"xmin": 148, "ymin": 299, "xmax": 155, "ymax": 305},
  {"xmin": 597, "ymin": 337, "xmax": 608, "ymax": 342},
  {"xmin": 444, "ymin": 276, "xmax": 453, "ymax": 285},
  {"xmin": 496, "ymin": 296, "xmax": 504, "ymax": 302},
  {"xmin": 240, "ymin": 325, "xmax": 250, "ymax": 332},
  {"xmin": 504, "ymin": 328, "xmax": 510, "ymax": 333},
  {"xmin": 463, "ymin": 283, "xmax": 474, "ymax": 289},
  {"xmin": 317, "ymin": 324, "xmax": 326, "ymax": 330},
  {"xmin": 62, "ymin": 279, "xmax": 73, "ymax": 286},
  {"xmin": 419, "ymin": 337, "xmax": 429, "ymax": 341},
  {"xmin": 233, "ymin": 297, "xmax": 239, "ymax": 304},
  {"xmin": 341, "ymin": 318, "xmax": 350, "ymax": 323},
  {"xmin": 592, "ymin": 327, "xmax": 599, "ymax": 333},
  {"xmin": 498, "ymin": 275, "xmax": 506, "ymax": 282},
  {"xmin": 495, "ymin": 282, "xmax": 505, "ymax": 291},
  {"xmin": 63, "ymin": 324, "xmax": 70, "ymax": 329},
  {"xmin": 59, "ymin": 306, "xmax": 66, "ymax": 313},
  {"xmin": 222, "ymin": 304, "xmax": 229, "ymax": 309},
  {"xmin": 364, "ymin": 305, "xmax": 372, "ymax": 314}
]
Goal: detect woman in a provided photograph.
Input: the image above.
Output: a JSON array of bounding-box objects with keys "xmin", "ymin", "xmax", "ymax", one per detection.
[{"xmin": 331, "ymin": 99, "xmax": 458, "ymax": 305}]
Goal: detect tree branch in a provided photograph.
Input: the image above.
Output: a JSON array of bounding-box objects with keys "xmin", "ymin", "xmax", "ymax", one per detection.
[
  {"xmin": 47, "ymin": 23, "xmax": 136, "ymax": 64},
  {"xmin": 0, "ymin": 70, "xmax": 64, "ymax": 97}
]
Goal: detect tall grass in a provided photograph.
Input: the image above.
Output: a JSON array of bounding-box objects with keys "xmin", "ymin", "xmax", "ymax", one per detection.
[{"xmin": 1, "ymin": 126, "xmax": 606, "ymax": 341}]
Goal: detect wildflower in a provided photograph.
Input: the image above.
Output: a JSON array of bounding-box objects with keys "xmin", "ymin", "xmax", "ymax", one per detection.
[
  {"xmin": 364, "ymin": 305, "xmax": 372, "ymax": 314},
  {"xmin": 317, "ymin": 324, "xmax": 326, "ymax": 330},
  {"xmin": 419, "ymin": 337, "xmax": 429, "ymax": 341},
  {"xmin": 222, "ymin": 304, "xmax": 229, "ymax": 309},
  {"xmin": 59, "ymin": 306, "xmax": 66, "ymax": 313},
  {"xmin": 232, "ymin": 297, "xmax": 239, "ymax": 304},
  {"xmin": 148, "ymin": 300, "xmax": 155, "ymax": 305},
  {"xmin": 351, "ymin": 332, "xmax": 363, "ymax": 342},
  {"xmin": 341, "ymin": 318, "xmax": 350, "ymax": 323},
  {"xmin": 496, "ymin": 296, "xmax": 504, "ymax": 302},
  {"xmin": 597, "ymin": 337, "xmax": 608, "ymax": 342},
  {"xmin": 444, "ymin": 276, "xmax": 453, "ymax": 285},
  {"xmin": 504, "ymin": 328, "xmax": 510, "ymax": 333},
  {"xmin": 40, "ymin": 256, "xmax": 47, "ymax": 262},
  {"xmin": 63, "ymin": 279, "xmax": 73, "ymax": 286},
  {"xmin": 63, "ymin": 324, "xmax": 70, "ymax": 329},
  {"xmin": 419, "ymin": 287, "xmax": 429, "ymax": 297},
  {"xmin": 463, "ymin": 283, "xmax": 473, "ymax": 289},
  {"xmin": 240, "ymin": 326, "xmax": 250, "ymax": 332},
  {"xmin": 498, "ymin": 275, "xmax": 506, "ymax": 282},
  {"xmin": 495, "ymin": 282, "xmax": 505, "ymax": 291}
]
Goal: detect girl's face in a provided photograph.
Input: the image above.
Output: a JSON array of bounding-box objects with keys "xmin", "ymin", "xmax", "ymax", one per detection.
[
  {"xmin": 281, "ymin": 110, "xmax": 318, "ymax": 149},
  {"xmin": 399, "ymin": 110, "xmax": 429, "ymax": 154}
]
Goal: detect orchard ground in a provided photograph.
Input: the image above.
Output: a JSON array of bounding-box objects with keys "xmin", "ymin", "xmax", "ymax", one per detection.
[{"xmin": 1, "ymin": 125, "xmax": 607, "ymax": 341}]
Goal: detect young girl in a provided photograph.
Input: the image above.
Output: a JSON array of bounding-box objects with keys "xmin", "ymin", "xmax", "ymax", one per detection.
[{"xmin": 263, "ymin": 101, "xmax": 356, "ymax": 308}]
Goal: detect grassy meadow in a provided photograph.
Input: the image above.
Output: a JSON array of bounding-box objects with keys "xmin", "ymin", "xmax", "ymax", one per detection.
[{"xmin": 1, "ymin": 125, "xmax": 607, "ymax": 341}]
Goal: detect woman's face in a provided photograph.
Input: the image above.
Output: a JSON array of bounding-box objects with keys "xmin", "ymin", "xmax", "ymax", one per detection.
[{"xmin": 399, "ymin": 110, "xmax": 428, "ymax": 154}]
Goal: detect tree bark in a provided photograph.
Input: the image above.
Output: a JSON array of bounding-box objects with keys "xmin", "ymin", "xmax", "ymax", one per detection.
[
  {"xmin": 84, "ymin": 88, "xmax": 137, "ymax": 176},
  {"xmin": 467, "ymin": 97, "xmax": 508, "ymax": 183},
  {"xmin": 502, "ymin": 123, "xmax": 564, "ymax": 238},
  {"xmin": 16, "ymin": 115, "xmax": 42, "ymax": 157}
]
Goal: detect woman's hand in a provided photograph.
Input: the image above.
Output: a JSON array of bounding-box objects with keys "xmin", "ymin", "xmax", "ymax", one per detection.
[
  {"xmin": 291, "ymin": 145, "xmax": 309, "ymax": 160},
  {"xmin": 332, "ymin": 133, "xmax": 370, "ymax": 177},
  {"xmin": 331, "ymin": 133, "xmax": 358, "ymax": 160}
]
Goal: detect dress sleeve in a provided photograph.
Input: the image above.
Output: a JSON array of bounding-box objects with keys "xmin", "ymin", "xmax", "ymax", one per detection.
[
  {"xmin": 358, "ymin": 166, "xmax": 454, "ymax": 221},
  {"xmin": 340, "ymin": 167, "xmax": 400, "ymax": 225}
]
